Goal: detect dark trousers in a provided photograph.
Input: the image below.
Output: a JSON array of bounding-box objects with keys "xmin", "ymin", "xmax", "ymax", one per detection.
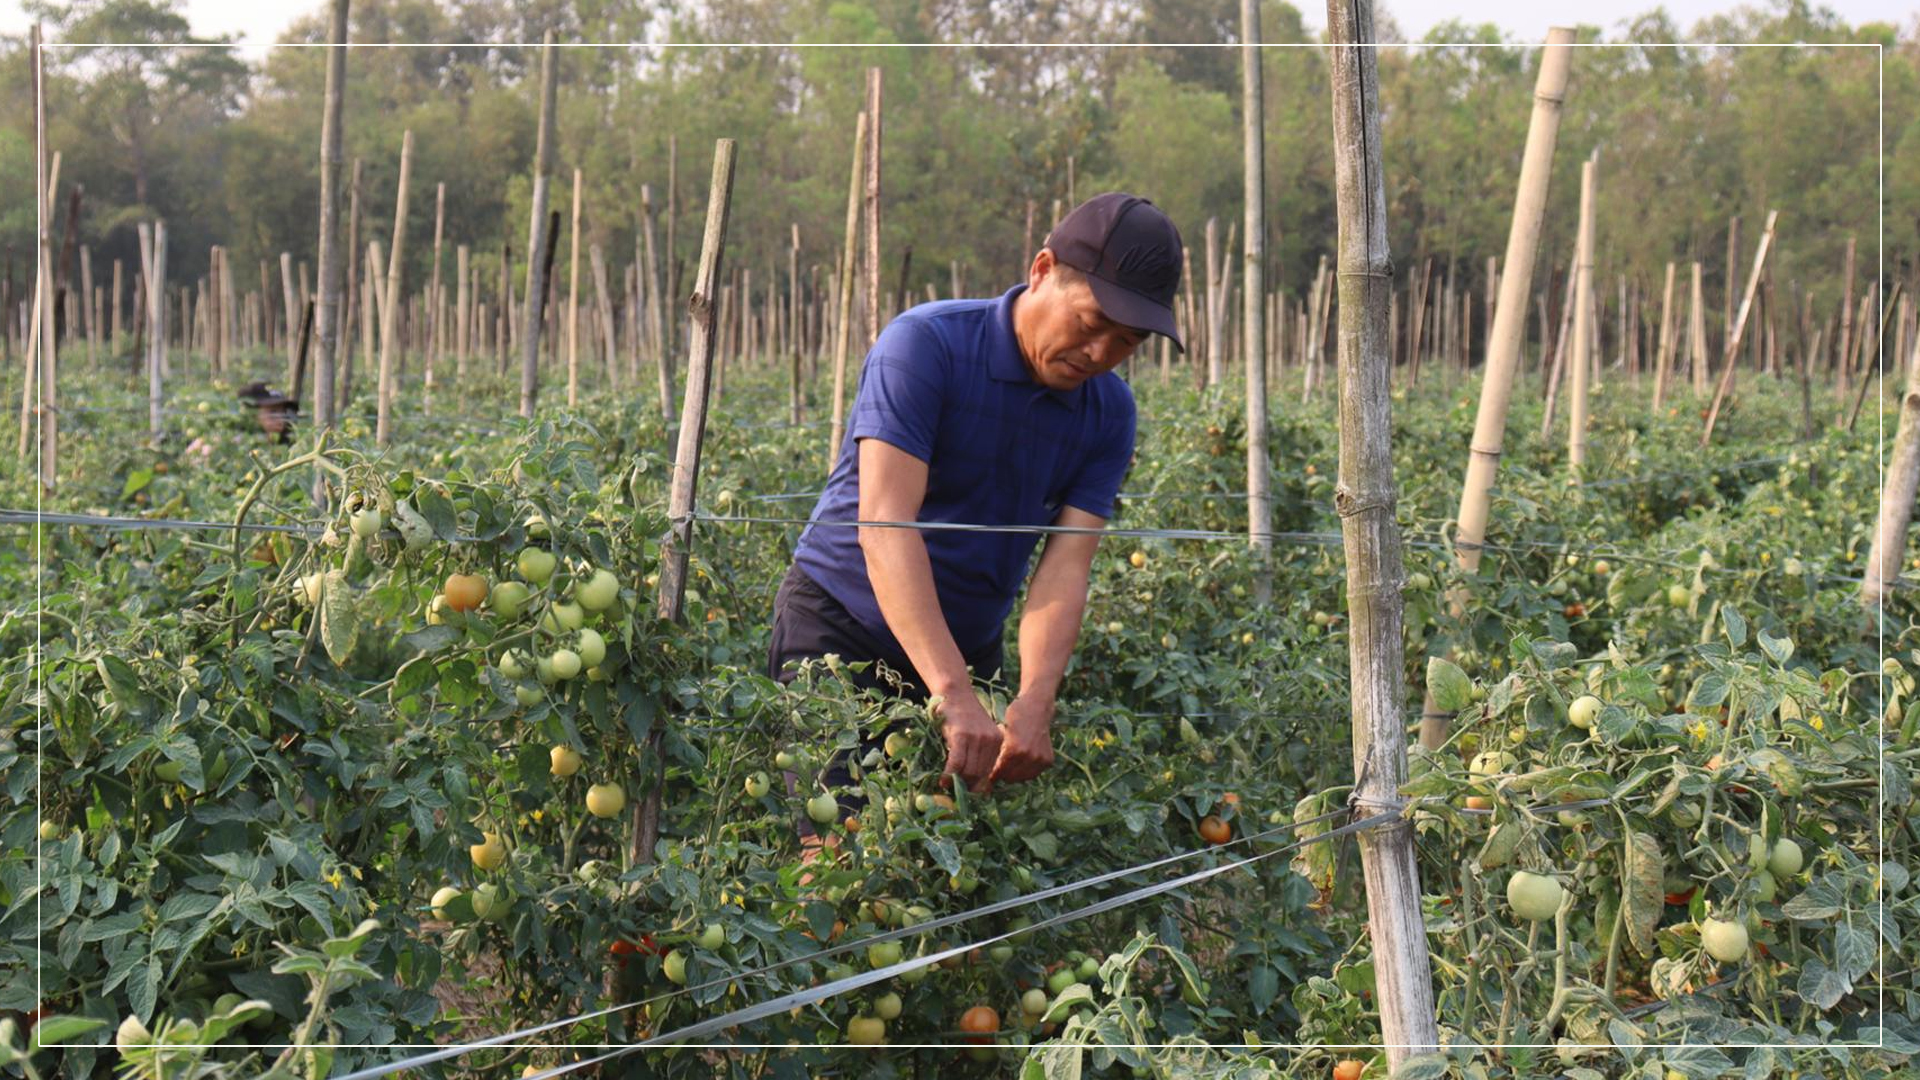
[{"xmin": 766, "ymin": 563, "xmax": 1002, "ymax": 829}]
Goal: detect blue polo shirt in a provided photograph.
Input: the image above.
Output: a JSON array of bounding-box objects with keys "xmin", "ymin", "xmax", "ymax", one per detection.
[{"xmin": 793, "ymin": 284, "xmax": 1136, "ymax": 657}]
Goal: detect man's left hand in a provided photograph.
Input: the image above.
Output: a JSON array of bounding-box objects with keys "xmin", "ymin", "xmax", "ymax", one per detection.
[{"xmin": 988, "ymin": 696, "xmax": 1057, "ymax": 786}]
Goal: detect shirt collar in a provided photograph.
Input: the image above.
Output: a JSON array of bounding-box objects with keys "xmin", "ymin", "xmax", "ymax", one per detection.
[{"xmin": 989, "ymin": 283, "xmax": 1084, "ymax": 410}]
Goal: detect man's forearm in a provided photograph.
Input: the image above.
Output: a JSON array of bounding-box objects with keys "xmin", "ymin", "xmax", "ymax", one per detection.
[
  {"xmin": 861, "ymin": 528, "xmax": 974, "ymax": 698},
  {"xmin": 1015, "ymin": 561, "xmax": 1090, "ymax": 705}
]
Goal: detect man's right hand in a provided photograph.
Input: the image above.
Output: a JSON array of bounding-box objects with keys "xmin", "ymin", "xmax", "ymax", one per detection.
[{"xmin": 936, "ymin": 692, "xmax": 1004, "ymax": 794}]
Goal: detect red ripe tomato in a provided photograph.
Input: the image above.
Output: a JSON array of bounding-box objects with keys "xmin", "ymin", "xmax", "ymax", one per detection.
[
  {"xmin": 1665, "ymin": 888, "xmax": 1696, "ymax": 906},
  {"xmin": 958, "ymin": 1005, "xmax": 999, "ymax": 1044},
  {"xmin": 1334, "ymin": 1060, "xmax": 1365, "ymax": 1080},
  {"xmin": 1198, "ymin": 815, "xmax": 1233, "ymax": 846}
]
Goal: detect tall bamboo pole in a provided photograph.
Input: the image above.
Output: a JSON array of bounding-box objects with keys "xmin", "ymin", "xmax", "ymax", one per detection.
[
  {"xmin": 1242, "ymin": 0, "xmax": 1271, "ymax": 600},
  {"xmin": 828, "ymin": 111, "xmax": 868, "ymax": 466},
  {"xmin": 1689, "ymin": 262, "xmax": 1707, "ymax": 396},
  {"xmin": 641, "ymin": 184, "xmax": 670, "ymax": 418},
  {"xmin": 636, "ymin": 139, "xmax": 737, "ymax": 867},
  {"xmin": 567, "ymin": 167, "xmax": 583, "ymax": 408},
  {"xmin": 519, "ymin": 31, "xmax": 559, "ymax": 419},
  {"xmin": 425, "ymin": 181, "xmax": 444, "ymax": 412},
  {"xmin": 455, "ymin": 245, "xmax": 470, "ymax": 378},
  {"xmin": 1568, "ymin": 159, "xmax": 1596, "ymax": 472},
  {"xmin": 336, "ymin": 156, "xmax": 361, "ymax": 416},
  {"xmin": 281, "ymin": 252, "xmax": 299, "ymax": 385},
  {"xmin": 1325, "ymin": 0, "xmax": 1439, "ymax": 1061},
  {"xmin": 1652, "ymin": 261, "xmax": 1676, "ymax": 409},
  {"xmin": 1423, "ymin": 28, "xmax": 1573, "ymax": 750},
  {"xmin": 145, "ymin": 221, "xmax": 167, "ymax": 441},
  {"xmin": 862, "ymin": 68, "xmax": 883, "ymax": 349},
  {"xmin": 31, "ymin": 30, "xmax": 57, "ymax": 489},
  {"xmin": 1701, "ymin": 210, "xmax": 1777, "ymax": 445},
  {"xmin": 1836, "ymin": 235, "xmax": 1856, "ymax": 394},
  {"xmin": 375, "ymin": 130, "xmax": 413, "ymax": 446},
  {"xmin": 1863, "ymin": 326, "xmax": 1920, "ymax": 608},
  {"xmin": 590, "ymin": 243, "xmax": 616, "ymax": 389},
  {"xmin": 789, "ymin": 223, "xmax": 802, "ymax": 426}
]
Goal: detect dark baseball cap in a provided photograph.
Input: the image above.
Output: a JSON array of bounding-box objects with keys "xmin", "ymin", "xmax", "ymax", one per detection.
[{"xmin": 1045, "ymin": 193, "xmax": 1186, "ymax": 351}]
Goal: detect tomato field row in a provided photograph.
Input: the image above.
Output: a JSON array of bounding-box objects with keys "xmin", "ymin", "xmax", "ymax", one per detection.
[{"xmin": 0, "ymin": 353, "xmax": 1914, "ymax": 1080}]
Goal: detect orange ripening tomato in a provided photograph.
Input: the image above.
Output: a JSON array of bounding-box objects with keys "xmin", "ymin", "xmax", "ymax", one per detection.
[
  {"xmin": 443, "ymin": 573, "xmax": 488, "ymax": 612},
  {"xmin": 959, "ymin": 1005, "xmax": 1000, "ymax": 1044},
  {"xmin": 1333, "ymin": 1060, "xmax": 1365, "ymax": 1080},
  {"xmin": 1198, "ymin": 815, "xmax": 1233, "ymax": 846}
]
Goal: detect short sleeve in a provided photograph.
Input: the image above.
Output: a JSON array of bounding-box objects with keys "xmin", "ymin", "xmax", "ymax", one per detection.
[
  {"xmin": 848, "ymin": 321, "xmax": 946, "ymax": 462},
  {"xmin": 1060, "ymin": 386, "xmax": 1137, "ymax": 520}
]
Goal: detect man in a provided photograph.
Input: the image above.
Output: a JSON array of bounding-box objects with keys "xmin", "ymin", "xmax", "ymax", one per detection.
[{"xmin": 766, "ymin": 192, "xmax": 1184, "ymax": 823}]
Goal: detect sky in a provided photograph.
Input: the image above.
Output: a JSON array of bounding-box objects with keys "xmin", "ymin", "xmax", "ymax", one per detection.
[{"xmin": 1, "ymin": 0, "xmax": 1913, "ymax": 47}]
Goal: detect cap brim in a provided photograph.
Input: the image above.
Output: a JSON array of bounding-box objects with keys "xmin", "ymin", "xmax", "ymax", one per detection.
[{"xmin": 1084, "ymin": 273, "xmax": 1185, "ymax": 353}]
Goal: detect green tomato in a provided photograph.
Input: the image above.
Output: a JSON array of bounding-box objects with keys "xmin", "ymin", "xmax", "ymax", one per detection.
[
  {"xmin": 1752, "ymin": 869, "xmax": 1778, "ymax": 902},
  {"xmin": 349, "ymin": 508, "xmax": 384, "ymax": 537},
  {"xmin": 540, "ymin": 602, "xmax": 585, "ymax": 634},
  {"xmin": 744, "ymin": 772, "xmax": 770, "ymax": 798},
  {"xmin": 1700, "ymin": 918, "xmax": 1749, "ymax": 962},
  {"xmin": 1046, "ymin": 967, "xmax": 1081, "ymax": 994},
  {"xmin": 1077, "ymin": 956, "xmax": 1100, "ymax": 981},
  {"xmin": 497, "ymin": 649, "xmax": 531, "ymax": 681},
  {"xmin": 807, "ymin": 792, "xmax": 840, "ymax": 825},
  {"xmin": 663, "ymin": 949, "xmax": 688, "ymax": 985},
  {"xmin": 1568, "ymin": 695, "xmax": 1601, "ymax": 730},
  {"xmin": 1506, "ymin": 871, "xmax": 1564, "ymax": 922},
  {"xmin": 698, "ymin": 923, "xmax": 726, "ymax": 950},
  {"xmin": 1667, "ymin": 584, "xmax": 1691, "ymax": 608},
  {"xmin": 548, "ymin": 648, "xmax": 582, "ymax": 680},
  {"xmin": 868, "ymin": 941, "xmax": 904, "ymax": 968},
  {"xmin": 846, "ymin": 1016, "xmax": 886, "ymax": 1045},
  {"xmin": 471, "ymin": 882, "xmax": 512, "ymax": 922},
  {"xmin": 988, "ymin": 944, "xmax": 1014, "ymax": 964},
  {"xmin": 873, "ymin": 992, "xmax": 903, "ymax": 1021},
  {"xmin": 515, "ymin": 684, "xmax": 544, "ymax": 707},
  {"xmin": 430, "ymin": 885, "xmax": 462, "ymax": 920},
  {"xmin": 774, "ymin": 750, "xmax": 799, "ymax": 770},
  {"xmin": 1021, "ymin": 988, "xmax": 1048, "ymax": 1016},
  {"xmin": 1768, "ymin": 838, "xmax": 1805, "ymax": 877},
  {"xmin": 155, "ymin": 759, "xmax": 185, "ymax": 783},
  {"xmin": 517, "ymin": 547, "xmax": 556, "ymax": 584},
  {"xmin": 490, "ymin": 581, "xmax": 532, "ymax": 619},
  {"xmin": 575, "ymin": 628, "xmax": 607, "ymax": 668},
  {"xmin": 575, "ymin": 568, "xmax": 621, "ymax": 612}
]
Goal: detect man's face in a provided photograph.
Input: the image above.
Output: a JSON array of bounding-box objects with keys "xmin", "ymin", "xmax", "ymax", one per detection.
[{"xmin": 1021, "ymin": 259, "xmax": 1148, "ymax": 392}]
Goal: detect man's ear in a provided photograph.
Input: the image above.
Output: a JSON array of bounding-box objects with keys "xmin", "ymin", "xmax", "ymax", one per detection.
[{"xmin": 1028, "ymin": 248, "xmax": 1056, "ymax": 292}]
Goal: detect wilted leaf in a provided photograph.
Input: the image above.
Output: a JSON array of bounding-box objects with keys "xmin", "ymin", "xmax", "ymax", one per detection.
[
  {"xmin": 1426, "ymin": 657, "xmax": 1473, "ymax": 713},
  {"xmin": 318, "ymin": 570, "xmax": 359, "ymax": 665},
  {"xmin": 1623, "ymin": 832, "xmax": 1665, "ymax": 956}
]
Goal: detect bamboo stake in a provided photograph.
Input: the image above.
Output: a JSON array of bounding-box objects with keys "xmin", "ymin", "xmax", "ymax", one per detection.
[
  {"xmin": 334, "ymin": 154, "xmax": 361, "ymax": 420},
  {"xmin": 567, "ymin": 167, "xmax": 583, "ymax": 408},
  {"xmin": 1422, "ymin": 28, "xmax": 1573, "ymax": 751},
  {"xmin": 145, "ymin": 221, "xmax": 167, "ymax": 441},
  {"xmin": 1862, "ymin": 317, "xmax": 1920, "ymax": 607},
  {"xmin": 1652, "ymin": 261, "xmax": 1676, "ymax": 409},
  {"xmin": 1836, "ymin": 235, "xmax": 1856, "ymax": 393},
  {"xmin": 25, "ymin": 35, "xmax": 55, "ymax": 483},
  {"xmin": 520, "ymin": 31, "xmax": 559, "ymax": 418},
  {"xmin": 862, "ymin": 67, "xmax": 883, "ymax": 350},
  {"xmin": 1540, "ymin": 246, "xmax": 1578, "ymax": 436},
  {"xmin": 111, "ymin": 257, "xmax": 122, "ymax": 353},
  {"xmin": 426, "ymin": 181, "xmax": 444, "ymax": 412},
  {"xmin": 637, "ymin": 138, "xmax": 737, "ymax": 867},
  {"xmin": 1204, "ymin": 217, "xmax": 1222, "ymax": 387},
  {"xmin": 281, "ymin": 252, "xmax": 299, "ymax": 385},
  {"xmin": 375, "ymin": 130, "xmax": 413, "ymax": 446},
  {"xmin": 80, "ymin": 245, "xmax": 96, "ymax": 367},
  {"xmin": 1689, "ymin": 262, "xmax": 1706, "ymax": 396},
  {"xmin": 828, "ymin": 110, "xmax": 867, "ymax": 467},
  {"xmin": 1846, "ymin": 281, "xmax": 1898, "ymax": 433},
  {"xmin": 641, "ymin": 184, "xmax": 670, "ymax": 418},
  {"xmin": 1701, "ymin": 209, "xmax": 1777, "ymax": 445},
  {"xmin": 590, "ymin": 243, "xmax": 616, "ymax": 390},
  {"xmin": 1242, "ymin": 0, "xmax": 1271, "ymax": 600},
  {"xmin": 790, "ymin": 223, "xmax": 802, "ymax": 426},
  {"xmin": 1325, "ymin": 0, "xmax": 1439, "ymax": 1060},
  {"xmin": 1568, "ymin": 159, "xmax": 1595, "ymax": 472},
  {"xmin": 455, "ymin": 245, "xmax": 470, "ymax": 378}
]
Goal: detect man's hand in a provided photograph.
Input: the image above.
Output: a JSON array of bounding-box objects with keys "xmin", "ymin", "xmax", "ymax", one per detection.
[
  {"xmin": 989, "ymin": 696, "xmax": 1056, "ymax": 786},
  {"xmin": 937, "ymin": 692, "xmax": 1003, "ymax": 794}
]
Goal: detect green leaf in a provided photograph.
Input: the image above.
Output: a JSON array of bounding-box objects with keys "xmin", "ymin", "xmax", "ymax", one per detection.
[
  {"xmin": 1721, "ymin": 606, "xmax": 1747, "ymax": 648},
  {"xmin": 1247, "ymin": 963, "xmax": 1279, "ymax": 1015},
  {"xmin": 1756, "ymin": 629, "xmax": 1793, "ymax": 665},
  {"xmin": 1393, "ymin": 1053, "xmax": 1452, "ymax": 1080},
  {"xmin": 1833, "ymin": 923, "xmax": 1874, "ymax": 981},
  {"xmin": 1795, "ymin": 957, "xmax": 1849, "ymax": 1010},
  {"xmin": 1042, "ymin": 983, "xmax": 1096, "ymax": 1023},
  {"xmin": 318, "ymin": 570, "xmax": 359, "ymax": 665},
  {"xmin": 1780, "ymin": 879, "xmax": 1844, "ymax": 921},
  {"xmin": 1623, "ymin": 832, "xmax": 1665, "ymax": 957},
  {"xmin": 122, "ymin": 468, "xmax": 153, "ymax": 499},
  {"xmin": 1686, "ymin": 674, "xmax": 1729, "ymax": 708},
  {"xmin": 28, "ymin": 1015, "xmax": 108, "ymax": 1051},
  {"xmin": 1425, "ymin": 657, "xmax": 1473, "ymax": 713}
]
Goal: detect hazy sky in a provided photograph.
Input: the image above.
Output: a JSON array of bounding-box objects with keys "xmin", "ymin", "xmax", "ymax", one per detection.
[{"xmin": 3, "ymin": 0, "xmax": 1913, "ymax": 48}]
